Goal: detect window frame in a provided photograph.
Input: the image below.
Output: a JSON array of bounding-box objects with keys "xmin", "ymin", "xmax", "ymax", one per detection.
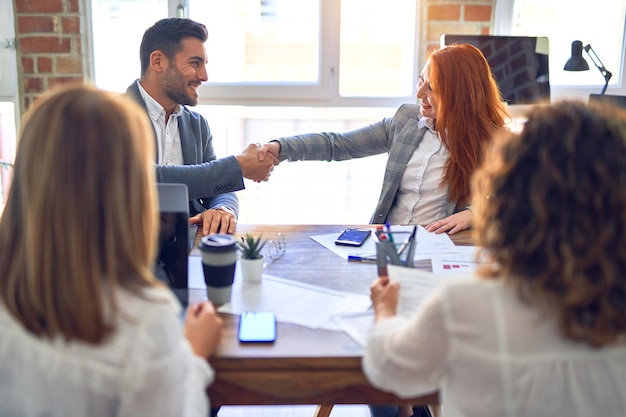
[{"xmin": 178, "ymin": 0, "xmax": 420, "ymax": 108}]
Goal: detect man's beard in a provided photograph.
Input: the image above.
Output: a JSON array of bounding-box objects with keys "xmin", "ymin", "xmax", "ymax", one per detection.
[{"xmin": 162, "ymin": 64, "xmax": 197, "ymax": 106}]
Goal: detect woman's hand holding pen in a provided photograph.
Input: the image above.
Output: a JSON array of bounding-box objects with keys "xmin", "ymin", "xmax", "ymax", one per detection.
[
  {"xmin": 370, "ymin": 276, "xmax": 400, "ymax": 323},
  {"xmin": 184, "ymin": 301, "xmax": 224, "ymax": 359}
]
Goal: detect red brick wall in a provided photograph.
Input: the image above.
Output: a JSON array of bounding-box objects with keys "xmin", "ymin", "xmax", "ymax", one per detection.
[
  {"xmin": 420, "ymin": 0, "xmax": 494, "ymax": 63},
  {"xmin": 12, "ymin": 0, "xmax": 495, "ymax": 111},
  {"xmin": 13, "ymin": 0, "xmax": 86, "ymax": 112}
]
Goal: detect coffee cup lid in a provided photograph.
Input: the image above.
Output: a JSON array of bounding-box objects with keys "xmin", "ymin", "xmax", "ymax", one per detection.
[{"xmin": 199, "ymin": 234, "xmax": 237, "ymax": 252}]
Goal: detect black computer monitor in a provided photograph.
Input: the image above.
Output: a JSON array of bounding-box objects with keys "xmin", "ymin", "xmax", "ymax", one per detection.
[
  {"xmin": 589, "ymin": 94, "xmax": 626, "ymax": 110},
  {"xmin": 441, "ymin": 34, "xmax": 550, "ymax": 105},
  {"xmin": 155, "ymin": 183, "xmax": 192, "ymax": 307}
]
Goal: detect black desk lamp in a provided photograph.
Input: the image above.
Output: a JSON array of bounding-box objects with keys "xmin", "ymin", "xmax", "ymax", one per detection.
[{"xmin": 564, "ymin": 40, "xmax": 613, "ymax": 94}]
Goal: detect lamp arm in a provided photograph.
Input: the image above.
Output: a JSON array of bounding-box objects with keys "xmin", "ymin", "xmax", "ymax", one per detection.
[{"xmin": 584, "ymin": 44, "xmax": 613, "ymax": 85}]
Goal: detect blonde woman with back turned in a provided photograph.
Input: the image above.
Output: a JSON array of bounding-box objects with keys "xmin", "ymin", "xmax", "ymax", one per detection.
[{"xmin": 0, "ymin": 84, "xmax": 223, "ymax": 416}]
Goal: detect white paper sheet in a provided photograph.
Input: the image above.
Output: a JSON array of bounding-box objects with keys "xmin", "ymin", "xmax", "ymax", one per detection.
[
  {"xmin": 333, "ymin": 310, "xmax": 376, "ymax": 348},
  {"xmin": 387, "ymin": 264, "xmax": 470, "ymax": 318},
  {"xmin": 189, "ymin": 257, "xmax": 371, "ymax": 330},
  {"xmin": 309, "ymin": 227, "xmax": 379, "ymax": 259},
  {"xmin": 430, "ymin": 245, "xmax": 482, "ymax": 274},
  {"xmin": 310, "ymin": 225, "xmax": 459, "ymax": 261},
  {"xmin": 334, "ymin": 265, "xmax": 473, "ymax": 347}
]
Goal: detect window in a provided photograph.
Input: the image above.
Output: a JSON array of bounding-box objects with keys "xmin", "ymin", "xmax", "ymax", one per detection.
[
  {"xmin": 496, "ymin": 0, "xmax": 626, "ymax": 93},
  {"xmin": 189, "ymin": 0, "xmax": 417, "ymax": 107},
  {"xmin": 91, "ymin": 0, "xmax": 168, "ymax": 92},
  {"xmin": 0, "ymin": 102, "xmax": 16, "ymax": 214},
  {"xmin": 338, "ymin": 0, "xmax": 416, "ymax": 98},
  {"xmin": 92, "ymin": 0, "xmax": 419, "ymax": 107},
  {"xmin": 192, "ymin": 105, "xmax": 388, "ymax": 224},
  {"xmin": 0, "ymin": 0, "xmax": 17, "ymax": 214},
  {"xmin": 190, "ymin": 0, "xmax": 320, "ymax": 84}
]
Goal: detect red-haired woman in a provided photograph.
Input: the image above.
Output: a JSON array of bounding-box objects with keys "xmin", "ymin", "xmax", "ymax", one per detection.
[{"xmin": 260, "ymin": 43, "xmax": 509, "ymax": 235}]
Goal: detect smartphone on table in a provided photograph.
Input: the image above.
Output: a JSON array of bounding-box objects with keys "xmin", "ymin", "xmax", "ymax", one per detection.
[
  {"xmin": 334, "ymin": 228, "xmax": 371, "ymax": 247},
  {"xmin": 238, "ymin": 311, "xmax": 277, "ymax": 343}
]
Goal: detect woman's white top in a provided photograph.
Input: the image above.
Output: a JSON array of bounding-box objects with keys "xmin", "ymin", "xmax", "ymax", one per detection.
[
  {"xmin": 363, "ymin": 278, "xmax": 626, "ymax": 417},
  {"xmin": 0, "ymin": 286, "xmax": 214, "ymax": 417},
  {"xmin": 386, "ymin": 118, "xmax": 450, "ymax": 225}
]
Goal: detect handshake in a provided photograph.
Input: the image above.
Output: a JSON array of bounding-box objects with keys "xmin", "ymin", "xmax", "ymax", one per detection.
[{"xmin": 235, "ymin": 141, "xmax": 282, "ymax": 183}]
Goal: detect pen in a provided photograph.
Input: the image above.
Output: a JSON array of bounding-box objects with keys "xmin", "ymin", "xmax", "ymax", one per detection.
[
  {"xmin": 385, "ymin": 222, "xmax": 395, "ymax": 243},
  {"xmin": 375, "ymin": 225, "xmax": 388, "ymax": 241},
  {"xmin": 397, "ymin": 225, "xmax": 417, "ymax": 256},
  {"xmin": 348, "ymin": 255, "xmax": 378, "ymax": 263}
]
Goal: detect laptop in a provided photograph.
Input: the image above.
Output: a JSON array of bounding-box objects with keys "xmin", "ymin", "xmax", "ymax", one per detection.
[
  {"xmin": 588, "ymin": 94, "xmax": 626, "ymax": 110},
  {"xmin": 155, "ymin": 183, "xmax": 192, "ymax": 307}
]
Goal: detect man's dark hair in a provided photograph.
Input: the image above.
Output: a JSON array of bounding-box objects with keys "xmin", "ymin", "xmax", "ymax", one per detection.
[{"xmin": 139, "ymin": 18, "xmax": 208, "ymax": 76}]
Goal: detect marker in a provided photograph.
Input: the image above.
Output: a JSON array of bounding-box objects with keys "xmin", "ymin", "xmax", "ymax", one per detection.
[
  {"xmin": 385, "ymin": 222, "xmax": 395, "ymax": 243},
  {"xmin": 348, "ymin": 255, "xmax": 377, "ymax": 263},
  {"xmin": 397, "ymin": 225, "xmax": 417, "ymax": 256}
]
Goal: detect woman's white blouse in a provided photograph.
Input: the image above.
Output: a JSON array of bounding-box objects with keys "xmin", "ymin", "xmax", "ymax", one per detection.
[
  {"xmin": 386, "ymin": 117, "xmax": 450, "ymax": 225},
  {"xmin": 0, "ymin": 286, "xmax": 214, "ymax": 417},
  {"xmin": 363, "ymin": 278, "xmax": 626, "ymax": 417}
]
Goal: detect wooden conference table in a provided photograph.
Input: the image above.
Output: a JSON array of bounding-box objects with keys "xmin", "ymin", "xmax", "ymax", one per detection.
[{"xmin": 188, "ymin": 224, "xmax": 474, "ymax": 417}]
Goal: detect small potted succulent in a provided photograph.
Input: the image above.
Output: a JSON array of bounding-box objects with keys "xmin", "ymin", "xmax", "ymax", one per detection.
[{"xmin": 237, "ymin": 233, "xmax": 266, "ymax": 282}]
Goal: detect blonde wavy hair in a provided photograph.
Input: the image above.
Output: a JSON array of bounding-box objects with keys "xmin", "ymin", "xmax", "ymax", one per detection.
[
  {"xmin": 0, "ymin": 84, "xmax": 159, "ymax": 344},
  {"xmin": 472, "ymin": 100, "xmax": 626, "ymax": 347}
]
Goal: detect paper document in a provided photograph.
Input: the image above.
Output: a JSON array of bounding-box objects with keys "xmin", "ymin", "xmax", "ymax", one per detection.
[
  {"xmin": 333, "ymin": 311, "xmax": 376, "ymax": 348},
  {"xmin": 309, "ymin": 227, "xmax": 378, "ymax": 259},
  {"xmin": 311, "ymin": 225, "xmax": 458, "ymax": 261},
  {"xmin": 188, "ymin": 258, "xmax": 371, "ymax": 330},
  {"xmin": 334, "ymin": 265, "xmax": 471, "ymax": 347},
  {"xmin": 387, "ymin": 264, "xmax": 469, "ymax": 318},
  {"xmin": 431, "ymin": 245, "xmax": 483, "ymax": 274},
  {"xmin": 218, "ymin": 275, "xmax": 371, "ymax": 331}
]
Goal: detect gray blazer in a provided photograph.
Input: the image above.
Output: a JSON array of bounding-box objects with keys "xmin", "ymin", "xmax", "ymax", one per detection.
[
  {"xmin": 126, "ymin": 81, "xmax": 240, "ymax": 217},
  {"xmin": 276, "ymin": 104, "xmax": 457, "ymax": 224}
]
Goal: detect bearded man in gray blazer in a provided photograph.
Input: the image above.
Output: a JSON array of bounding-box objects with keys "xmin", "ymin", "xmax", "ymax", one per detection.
[{"xmin": 127, "ymin": 17, "xmax": 278, "ymax": 236}]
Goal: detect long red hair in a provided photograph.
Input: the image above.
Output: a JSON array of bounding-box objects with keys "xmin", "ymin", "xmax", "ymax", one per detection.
[{"xmin": 429, "ymin": 43, "xmax": 509, "ymax": 206}]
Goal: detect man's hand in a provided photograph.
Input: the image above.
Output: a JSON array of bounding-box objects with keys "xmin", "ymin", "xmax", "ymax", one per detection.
[
  {"xmin": 189, "ymin": 207, "xmax": 237, "ymax": 235},
  {"xmin": 236, "ymin": 143, "xmax": 279, "ymax": 182},
  {"xmin": 424, "ymin": 209, "xmax": 473, "ymax": 235}
]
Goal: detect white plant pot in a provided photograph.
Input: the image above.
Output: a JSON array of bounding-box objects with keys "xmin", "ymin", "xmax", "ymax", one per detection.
[{"xmin": 239, "ymin": 257, "xmax": 264, "ymax": 283}]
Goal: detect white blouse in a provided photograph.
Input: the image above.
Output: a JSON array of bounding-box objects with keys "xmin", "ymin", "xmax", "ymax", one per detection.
[
  {"xmin": 386, "ymin": 118, "xmax": 450, "ymax": 225},
  {"xmin": 0, "ymin": 286, "xmax": 214, "ymax": 417},
  {"xmin": 363, "ymin": 278, "xmax": 626, "ymax": 417}
]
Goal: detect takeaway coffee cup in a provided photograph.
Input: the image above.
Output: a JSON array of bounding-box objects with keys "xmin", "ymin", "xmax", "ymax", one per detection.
[{"xmin": 199, "ymin": 234, "xmax": 238, "ymax": 306}]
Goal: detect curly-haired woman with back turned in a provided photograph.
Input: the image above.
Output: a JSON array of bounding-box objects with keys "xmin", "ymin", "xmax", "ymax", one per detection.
[
  {"xmin": 0, "ymin": 84, "xmax": 223, "ymax": 416},
  {"xmin": 363, "ymin": 101, "xmax": 626, "ymax": 417}
]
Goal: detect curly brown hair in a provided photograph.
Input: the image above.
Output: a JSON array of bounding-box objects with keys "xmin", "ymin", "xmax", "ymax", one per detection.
[{"xmin": 472, "ymin": 100, "xmax": 626, "ymax": 347}]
